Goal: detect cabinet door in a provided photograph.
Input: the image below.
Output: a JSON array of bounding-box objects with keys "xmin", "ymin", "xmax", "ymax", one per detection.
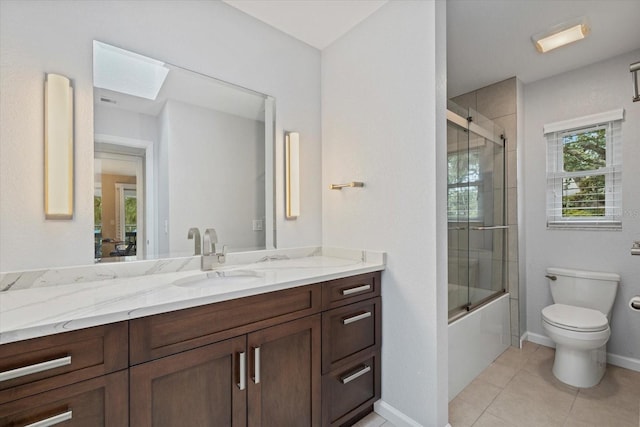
[
  {"xmin": 247, "ymin": 315, "xmax": 321, "ymax": 427},
  {"xmin": 130, "ymin": 336, "xmax": 246, "ymax": 427},
  {"xmin": 0, "ymin": 370, "xmax": 128, "ymax": 426}
]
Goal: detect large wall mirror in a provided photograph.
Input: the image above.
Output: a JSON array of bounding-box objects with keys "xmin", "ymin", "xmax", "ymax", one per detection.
[{"xmin": 93, "ymin": 41, "xmax": 275, "ymax": 262}]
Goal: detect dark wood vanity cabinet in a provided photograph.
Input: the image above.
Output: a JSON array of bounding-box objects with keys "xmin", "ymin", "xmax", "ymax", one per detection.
[
  {"xmin": 0, "ymin": 371, "xmax": 128, "ymax": 426},
  {"xmin": 0, "ymin": 322, "xmax": 129, "ymax": 426},
  {"xmin": 320, "ymin": 273, "xmax": 382, "ymax": 426},
  {"xmin": 130, "ymin": 315, "xmax": 322, "ymax": 427},
  {"xmin": 247, "ymin": 315, "xmax": 322, "ymax": 426},
  {"xmin": 0, "ymin": 271, "xmax": 381, "ymax": 427},
  {"xmin": 129, "ymin": 285, "xmax": 323, "ymax": 427},
  {"xmin": 130, "ymin": 335, "xmax": 248, "ymax": 426}
]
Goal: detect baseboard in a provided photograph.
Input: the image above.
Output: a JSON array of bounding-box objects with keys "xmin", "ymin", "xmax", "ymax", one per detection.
[
  {"xmin": 606, "ymin": 352, "xmax": 640, "ymax": 372},
  {"xmin": 374, "ymin": 400, "xmax": 423, "ymax": 427},
  {"xmin": 525, "ymin": 331, "xmax": 640, "ymax": 372},
  {"xmin": 519, "ymin": 331, "xmax": 528, "ymax": 348},
  {"xmin": 525, "ymin": 331, "xmax": 555, "ymax": 348}
]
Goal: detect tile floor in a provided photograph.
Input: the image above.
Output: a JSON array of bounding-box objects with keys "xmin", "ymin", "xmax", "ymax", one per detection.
[
  {"xmin": 355, "ymin": 342, "xmax": 640, "ymax": 427},
  {"xmin": 449, "ymin": 341, "xmax": 640, "ymax": 427},
  {"xmin": 353, "ymin": 412, "xmax": 395, "ymax": 427}
]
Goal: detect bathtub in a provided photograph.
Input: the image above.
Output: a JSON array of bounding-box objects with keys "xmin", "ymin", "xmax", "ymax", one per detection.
[
  {"xmin": 448, "ymin": 282, "xmax": 495, "ymax": 313},
  {"xmin": 448, "ymin": 292, "xmax": 511, "ymax": 401}
]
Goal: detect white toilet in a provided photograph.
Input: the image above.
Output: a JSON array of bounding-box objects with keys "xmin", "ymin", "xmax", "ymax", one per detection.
[{"xmin": 541, "ymin": 267, "xmax": 620, "ymax": 388}]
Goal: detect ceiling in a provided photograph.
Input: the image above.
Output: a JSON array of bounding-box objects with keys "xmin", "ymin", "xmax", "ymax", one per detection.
[
  {"xmin": 222, "ymin": 0, "xmax": 387, "ymax": 50},
  {"xmin": 446, "ymin": 0, "xmax": 640, "ymax": 97},
  {"xmin": 223, "ymin": 0, "xmax": 640, "ymax": 98}
]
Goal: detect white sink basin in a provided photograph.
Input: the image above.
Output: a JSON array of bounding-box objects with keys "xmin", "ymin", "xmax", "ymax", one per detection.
[{"xmin": 173, "ymin": 270, "xmax": 263, "ymax": 288}]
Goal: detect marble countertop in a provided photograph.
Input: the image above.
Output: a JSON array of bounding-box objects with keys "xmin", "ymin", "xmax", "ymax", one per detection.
[{"xmin": 0, "ymin": 247, "xmax": 385, "ymax": 345}]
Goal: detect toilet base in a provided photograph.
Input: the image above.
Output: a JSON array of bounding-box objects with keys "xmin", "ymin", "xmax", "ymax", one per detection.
[{"xmin": 552, "ymin": 343, "xmax": 607, "ymax": 388}]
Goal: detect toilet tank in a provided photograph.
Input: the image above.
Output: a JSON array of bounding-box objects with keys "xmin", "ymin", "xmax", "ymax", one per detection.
[{"xmin": 547, "ymin": 267, "xmax": 620, "ymax": 315}]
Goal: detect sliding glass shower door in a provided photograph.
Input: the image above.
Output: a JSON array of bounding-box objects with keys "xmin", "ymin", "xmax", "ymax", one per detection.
[{"xmin": 447, "ymin": 103, "xmax": 506, "ymax": 320}]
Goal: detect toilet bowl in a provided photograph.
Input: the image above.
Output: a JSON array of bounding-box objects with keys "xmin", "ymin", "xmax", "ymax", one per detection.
[
  {"xmin": 542, "ymin": 304, "xmax": 610, "ymax": 387},
  {"xmin": 541, "ymin": 268, "xmax": 619, "ymax": 388}
]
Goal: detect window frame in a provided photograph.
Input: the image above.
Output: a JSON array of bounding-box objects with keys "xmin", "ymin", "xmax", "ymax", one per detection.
[
  {"xmin": 545, "ymin": 109, "xmax": 623, "ymax": 230},
  {"xmin": 447, "ymin": 148, "xmax": 484, "ymax": 222}
]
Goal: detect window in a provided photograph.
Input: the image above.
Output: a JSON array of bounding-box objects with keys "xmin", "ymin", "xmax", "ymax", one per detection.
[
  {"xmin": 545, "ymin": 109, "xmax": 623, "ymax": 229},
  {"xmin": 448, "ymin": 149, "xmax": 483, "ymax": 221}
]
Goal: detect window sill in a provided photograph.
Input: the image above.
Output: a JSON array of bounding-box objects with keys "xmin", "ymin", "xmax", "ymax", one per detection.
[{"xmin": 547, "ymin": 221, "xmax": 622, "ymax": 231}]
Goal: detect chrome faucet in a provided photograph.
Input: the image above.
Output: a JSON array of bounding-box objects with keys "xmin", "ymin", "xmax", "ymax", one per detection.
[
  {"xmin": 188, "ymin": 228, "xmax": 201, "ymax": 255},
  {"xmin": 201, "ymin": 228, "xmax": 227, "ymax": 270},
  {"xmin": 203, "ymin": 228, "xmax": 218, "ymax": 256}
]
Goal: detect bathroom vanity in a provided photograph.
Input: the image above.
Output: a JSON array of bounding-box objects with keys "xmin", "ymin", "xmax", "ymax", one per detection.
[{"xmin": 0, "ymin": 250, "xmax": 383, "ymax": 426}]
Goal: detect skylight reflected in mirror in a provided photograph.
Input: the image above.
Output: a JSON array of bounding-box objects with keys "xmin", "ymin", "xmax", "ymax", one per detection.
[{"xmin": 93, "ymin": 41, "xmax": 169, "ymax": 100}]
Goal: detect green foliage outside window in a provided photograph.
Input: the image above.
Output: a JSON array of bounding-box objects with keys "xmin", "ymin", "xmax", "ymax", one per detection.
[
  {"xmin": 124, "ymin": 195, "xmax": 137, "ymax": 234},
  {"xmin": 562, "ymin": 128, "xmax": 606, "ymax": 217},
  {"xmin": 94, "ymin": 196, "xmax": 102, "ymax": 232}
]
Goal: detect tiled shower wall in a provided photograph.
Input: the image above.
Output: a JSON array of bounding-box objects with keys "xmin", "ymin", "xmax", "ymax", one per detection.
[{"xmin": 452, "ymin": 77, "xmax": 521, "ymax": 347}]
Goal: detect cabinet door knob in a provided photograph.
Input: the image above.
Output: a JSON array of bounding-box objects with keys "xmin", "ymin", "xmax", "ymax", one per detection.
[
  {"xmin": 25, "ymin": 410, "xmax": 73, "ymax": 427},
  {"xmin": 340, "ymin": 365, "xmax": 371, "ymax": 384},
  {"xmin": 0, "ymin": 355, "xmax": 71, "ymax": 382},
  {"xmin": 342, "ymin": 284, "xmax": 371, "ymax": 296},
  {"xmin": 253, "ymin": 347, "xmax": 261, "ymax": 384},
  {"xmin": 237, "ymin": 352, "xmax": 246, "ymax": 390},
  {"xmin": 342, "ymin": 311, "xmax": 372, "ymax": 325}
]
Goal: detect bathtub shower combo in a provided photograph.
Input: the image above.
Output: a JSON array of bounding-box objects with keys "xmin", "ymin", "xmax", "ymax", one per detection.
[{"xmin": 447, "ymin": 101, "xmax": 511, "ymax": 399}]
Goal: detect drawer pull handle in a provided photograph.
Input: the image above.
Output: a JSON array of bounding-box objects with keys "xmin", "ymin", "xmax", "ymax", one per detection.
[
  {"xmin": 0, "ymin": 356, "xmax": 71, "ymax": 383},
  {"xmin": 238, "ymin": 352, "xmax": 246, "ymax": 390},
  {"xmin": 342, "ymin": 311, "xmax": 372, "ymax": 325},
  {"xmin": 253, "ymin": 347, "xmax": 261, "ymax": 384},
  {"xmin": 340, "ymin": 365, "xmax": 371, "ymax": 384},
  {"xmin": 25, "ymin": 410, "xmax": 73, "ymax": 427},
  {"xmin": 342, "ymin": 284, "xmax": 371, "ymax": 296}
]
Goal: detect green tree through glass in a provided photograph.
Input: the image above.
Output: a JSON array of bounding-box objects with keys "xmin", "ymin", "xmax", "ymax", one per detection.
[
  {"xmin": 562, "ymin": 128, "xmax": 606, "ymax": 217},
  {"xmin": 124, "ymin": 195, "xmax": 137, "ymax": 233}
]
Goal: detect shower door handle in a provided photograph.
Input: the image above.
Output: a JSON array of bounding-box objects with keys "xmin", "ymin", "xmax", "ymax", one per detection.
[{"xmin": 470, "ymin": 226, "xmax": 509, "ymax": 230}]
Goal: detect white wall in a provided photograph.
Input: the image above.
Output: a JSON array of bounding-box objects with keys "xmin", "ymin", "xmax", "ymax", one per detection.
[
  {"xmin": 94, "ymin": 104, "xmax": 158, "ymax": 144},
  {"xmin": 523, "ymin": 49, "xmax": 640, "ymax": 362},
  {"xmin": 322, "ymin": 2, "xmax": 449, "ymax": 425},
  {"xmin": 0, "ymin": 0, "xmax": 322, "ymax": 272},
  {"xmin": 162, "ymin": 100, "xmax": 265, "ymax": 255}
]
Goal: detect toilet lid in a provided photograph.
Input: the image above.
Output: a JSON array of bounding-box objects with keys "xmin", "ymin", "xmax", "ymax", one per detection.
[{"xmin": 542, "ymin": 304, "xmax": 608, "ymax": 332}]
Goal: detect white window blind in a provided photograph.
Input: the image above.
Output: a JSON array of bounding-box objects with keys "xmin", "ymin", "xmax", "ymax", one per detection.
[{"xmin": 545, "ymin": 110, "xmax": 623, "ymax": 229}]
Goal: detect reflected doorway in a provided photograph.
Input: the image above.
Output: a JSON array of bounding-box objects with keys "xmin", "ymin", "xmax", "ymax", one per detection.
[{"xmin": 94, "ymin": 150, "xmax": 144, "ymax": 262}]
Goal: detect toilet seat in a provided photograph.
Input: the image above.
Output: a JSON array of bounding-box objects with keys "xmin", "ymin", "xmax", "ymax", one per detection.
[{"xmin": 542, "ymin": 304, "xmax": 608, "ymax": 332}]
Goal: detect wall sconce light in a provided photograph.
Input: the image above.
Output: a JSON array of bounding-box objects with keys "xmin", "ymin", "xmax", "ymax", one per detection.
[
  {"xmin": 631, "ymin": 61, "xmax": 640, "ymax": 102},
  {"xmin": 44, "ymin": 73, "xmax": 74, "ymax": 219},
  {"xmin": 285, "ymin": 131, "xmax": 300, "ymax": 219},
  {"xmin": 532, "ymin": 18, "xmax": 590, "ymax": 53}
]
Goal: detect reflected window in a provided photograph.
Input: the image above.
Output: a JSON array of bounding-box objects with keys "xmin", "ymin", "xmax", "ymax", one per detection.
[{"xmin": 447, "ymin": 150, "xmax": 483, "ymax": 221}]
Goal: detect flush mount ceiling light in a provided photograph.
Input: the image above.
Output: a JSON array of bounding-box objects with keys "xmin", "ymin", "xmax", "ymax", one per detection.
[{"xmin": 532, "ymin": 18, "xmax": 590, "ymax": 53}]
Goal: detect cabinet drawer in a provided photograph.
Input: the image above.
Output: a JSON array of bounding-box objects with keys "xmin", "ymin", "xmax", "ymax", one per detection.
[
  {"xmin": 322, "ymin": 297, "xmax": 381, "ymax": 374},
  {"xmin": 130, "ymin": 284, "xmax": 321, "ymax": 364},
  {"xmin": 322, "ymin": 272, "xmax": 380, "ymax": 310},
  {"xmin": 0, "ymin": 370, "xmax": 128, "ymax": 427},
  {"xmin": 0, "ymin": 322, "xmax": 128, "ymax": 404},
  {"xmin": 322, "ymin": 352, "xmax": 380, "ymax": 427}
]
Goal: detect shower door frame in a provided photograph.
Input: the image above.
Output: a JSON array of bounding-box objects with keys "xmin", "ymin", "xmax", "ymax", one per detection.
[{"xmin": 447, "ymin": 108, "xmax": 507, "ymax": 321}]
